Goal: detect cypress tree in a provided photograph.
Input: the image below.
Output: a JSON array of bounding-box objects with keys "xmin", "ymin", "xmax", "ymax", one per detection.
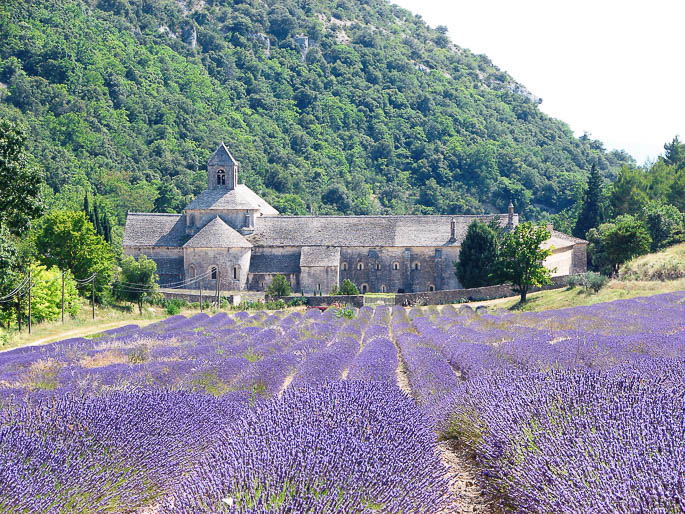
[
  {"xmin": 93, "ymin": 199, "xmax": 102, "ymax": 236},
  {"xmin": 455, "ymin": 220, "xmax": 499, "ymax": 288},
  {"xmin": 83, "ymin": 193, "xmax": 91, "ymax": 220},
  {"xmin": 574, "ymin": 164, "xmax": 602, "ymax": 239}
]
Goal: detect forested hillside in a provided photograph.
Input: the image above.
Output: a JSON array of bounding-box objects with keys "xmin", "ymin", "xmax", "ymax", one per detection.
[{"xmin": 0, "ymin": 0, "xmax": 633, "ymax": 227}]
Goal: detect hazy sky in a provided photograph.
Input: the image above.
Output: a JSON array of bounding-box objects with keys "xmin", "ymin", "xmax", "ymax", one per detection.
[{"xmin": 393, "ymin": 0, "xmax": 685, "ymax": 165}]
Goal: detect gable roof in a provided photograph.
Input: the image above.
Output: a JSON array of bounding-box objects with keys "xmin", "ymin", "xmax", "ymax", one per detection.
[
  {"xmin": 249, "ymin": 252, "xmax": 301, "ymax": 274},
  {"xmin": 183, "ymin": 216, "xmax": 252, "ymax": 248},
  {"xmin": 208, "ymin": 142, "xmax": 238, "ymax": 166},
  {"xmin": 247, "ymin": 215, "xmax": 509, "ymax": 248},
  {"xmin": 184, "ymin": 184, "xmax": 279, "ymax": 214},
  {"xmin": 123, "ymin": 213, "xmax": 188, "ymax": 247},
  {"xmin": 300, "ymin": 246, "xmax": 341, "ymax": 267}
]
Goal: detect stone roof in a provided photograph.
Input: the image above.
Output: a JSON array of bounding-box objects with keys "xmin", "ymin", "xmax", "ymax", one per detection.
[
  {"xmin": 184, "ymin": 184, "xmax": 279, "ymax": 214},
  {"xmin": 249, "ymin": 252, "xmax": 301, "ymax": 274},
  {"xmin": 123, "ymin": 213, "xmax": 188, "ymax": 247},
  {"xmin": 183, "ymin": 216, "xmax": 252, "ymax": 248},
  {"xmin": 300, "ymin": 246, "xmax": 341, "ymax": 267},
  {"xmin": 247, "ymin": 215, "xmax": 509, "ymax": 248},
  {"xmin": 551, "ymin": 230, "xmax": 588, "ymax": 245},
  {"xmin": 209, "ymin": 142, "xmax": 238, "ymax": 166}
]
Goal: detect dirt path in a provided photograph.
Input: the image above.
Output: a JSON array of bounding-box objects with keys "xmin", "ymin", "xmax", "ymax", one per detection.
[
  {"xmin": 0, "ymin": 320, "xmax": 156, "ymax": 354},
  {"xmin": 389, "ymin": 315, "xmax": 490, "ymax": 513}
]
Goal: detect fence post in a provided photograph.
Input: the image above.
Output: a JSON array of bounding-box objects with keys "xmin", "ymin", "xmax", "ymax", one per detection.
[
  {"xmin": 91, "ymin": 278, "xmax": 95, "ymax": 320},
  {"xmin": 217, "ymin": 271, "xmax": 221, "ymax": 310},
  {"xmin": 200, "ymin": 282, "xmax": 203, "ymax": 312}
]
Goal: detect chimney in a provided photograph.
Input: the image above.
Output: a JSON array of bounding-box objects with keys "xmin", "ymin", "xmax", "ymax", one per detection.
[
  {"xmin": 507, "ymin": 201, "xmax": 515, "ymax": 230},
  {"xmin": 449, "ymin": 218, "xmax": 456, "ymax": 242}
]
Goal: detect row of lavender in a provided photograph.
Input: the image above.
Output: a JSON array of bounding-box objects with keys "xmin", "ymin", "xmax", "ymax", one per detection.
[
  {"xmin": 397, "ymin": 292, "xmax": 685, "ymax": 512},
  {"xmin": 0, "ymin": 306, "xmax": 452, "ymax": 512}
]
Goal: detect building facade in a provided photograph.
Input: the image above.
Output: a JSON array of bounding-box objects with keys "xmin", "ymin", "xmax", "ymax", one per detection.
[{"xmin": 123, "ymin": 143, "xmax": 587, "ymax": 294}]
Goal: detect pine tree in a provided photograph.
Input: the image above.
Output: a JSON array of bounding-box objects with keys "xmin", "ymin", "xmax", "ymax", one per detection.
[
  {"xmin": 573, "ymin": 164, "xmax": 602, "ymax": 239},
  {"xmin": 455, "ymin": 220, "xmax": 499, "ymax": 288}
]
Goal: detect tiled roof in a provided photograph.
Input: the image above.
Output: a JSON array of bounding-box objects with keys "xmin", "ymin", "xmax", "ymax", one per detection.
[
  {"xmin": 123, "ymin": 213, "xmax": 188, "ymax": 247},
  {"xmin": 249, "ymin": 252, "xmax": 301, "ymax": 274},
  {"xmin": 247, "ymin": 215, "xmax": 510, "ymax": 248},
  {"xmin": 209, "ymin": 142, "xmax": 238, "ymax": 166},
  {"xmin": 183, "ymin": 216, "xmax": 252, "ymax": 248},
  {"xmin": 300, "ymin": 246, "xmax": 341, "ymax": 267},
  {"xmin": 551, "ymin": 230, "xmax": 588, "ymax": 245},
  {"xmin": 184, "ymin": 184, "xmax": 279, "ymax": 214}
]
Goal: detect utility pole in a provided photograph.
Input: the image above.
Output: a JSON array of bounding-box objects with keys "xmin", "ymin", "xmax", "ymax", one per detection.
[
  {"xmin": 200, "ymin": 282, "xmax": 203, "ymax": 312},
  {"xmin": 216, "ymin": 271, "xmax": 221, "ymax": 310},
  {"xmin": 28, "ymin": 270, "xmax": 32, "ymax": 334},
  {"xmin": 91, "ymin": 277, "xmax": 95, "ymax": 320},
  {"xmin": 61, "ymin": 271, "xmax": 65, "ymax": 323}
]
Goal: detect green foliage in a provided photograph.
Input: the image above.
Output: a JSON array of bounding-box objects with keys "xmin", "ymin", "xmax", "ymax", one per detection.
[
  {"xmin": 610, "ymin": 166, "xmax": 649, "ymax": 216},
  {"xmin": 113, "ymin": 255, "xmax": 158, "ymax": 314},
  {"xmin": 18, "ymin": 264, "xmax": 80, "ymax": 324},
  {"xmin": 335, "ymin": 306, "xmax": 355, "ymax": 319},
  {"xmin": 455, "ymin": 220, "xmax": 500, "ymax": 288},
  {"xmin": 0, "ymin": 119, "xmax": 43, "ymax": 235},
  {"xmin": 32, "ymin": 210, "xmax": 115, "ymax": 299},
  {"xmin": 587, "ymin": 215, "xmax": 652, "ymax": 276},
  {"xmin": 0, "ymin": 225, "xmax": 21, "ymax": 328},
  {"xmin": 643, "ymin": 202, "xmax": 685, "ymax": 251},
  {"xmin": 337, "ymin": 279, "xmax": 360, "ymax": 296},
  {"xmin": 567, "ymin": 272, "xmax": 607, "ymax": 294},
  {"xmin": 493, "ymin": 223, "xmax": 553, "ymax": 302},
  {"xmin": 266, "ymin": 274, "xmax": 292, "ymax": 297},
  {"xmin": 165, "ymin": 302, "xmax": 181, "ymax": 315},
  {"xmin": 573, "ymin": 163, "xmax": 603, "ymax": 239},
  {"xmin": 0, "ymin": 0, "xmax": 632, "ymax": 226}
]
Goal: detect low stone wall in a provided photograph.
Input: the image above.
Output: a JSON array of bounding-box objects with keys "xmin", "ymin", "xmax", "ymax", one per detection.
[
  {"xmin": 276, "ymin": 295, "xmax": 365, "ymax": 308},
  {"xmin": 394, "ymin": 275, "xmax": 569, "ymax": 307}
]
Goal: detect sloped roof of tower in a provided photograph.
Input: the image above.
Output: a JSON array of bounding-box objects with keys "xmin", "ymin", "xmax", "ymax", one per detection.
[
  {"xmin": 183, "ymin": 216, "xmax": 252, "ymax": 248},
  {"xmin": 185, "ymin": 184, "xmax": 279, "ymax": 214},
  {"xmin": 208, "ymin": 141, "xmax": 238, "ymax": 165}
]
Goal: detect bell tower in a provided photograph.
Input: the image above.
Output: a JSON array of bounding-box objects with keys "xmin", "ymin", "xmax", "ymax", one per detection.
[{"xmin": 207, "ymin": 142, "xmax": 239, "ymax": 190}]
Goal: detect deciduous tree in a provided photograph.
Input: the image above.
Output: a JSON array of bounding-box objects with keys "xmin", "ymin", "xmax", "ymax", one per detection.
[
  {"xmin": 493, "ymin": 223, "xmax": 553, "ymax": 303},
  {"xmin": 267, "ymin": 274, "xmax": 292, "ymax": 297},
  {"xmin": 113, "ymin": 255, "xmax": 158, "ymax": 314}
]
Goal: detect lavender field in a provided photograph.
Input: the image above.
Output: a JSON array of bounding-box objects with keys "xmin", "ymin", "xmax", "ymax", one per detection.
[{"xmin": 1, "ymin": 293, "xmax": 684, "ymax": 513}]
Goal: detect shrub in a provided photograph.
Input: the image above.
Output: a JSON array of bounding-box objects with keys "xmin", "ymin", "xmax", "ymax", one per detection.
[
  {"xmin": 584, "ymin": 272, "xmax": 607, "ymax": 293},
  {"xmin": 166, "ymin": 303, "xmax": 181, "ymax": 315},
  {"xmin": 337, "ymin": 279, "xmax": 359, "ymax": 296},
  {"xmin": 266, "ymin": 274, "xmax": 292, "ymax": 297}
]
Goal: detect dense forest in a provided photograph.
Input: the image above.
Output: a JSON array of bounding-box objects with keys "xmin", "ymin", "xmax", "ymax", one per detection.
[{"xmin": 0, "ymin": 0, "xmax": 634, "ymax": 233}]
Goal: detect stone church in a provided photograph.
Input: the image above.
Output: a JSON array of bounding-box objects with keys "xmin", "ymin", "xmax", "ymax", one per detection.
[{"xmin": 123, "ymin": 143, "xmax": 587, "ymax": 294}]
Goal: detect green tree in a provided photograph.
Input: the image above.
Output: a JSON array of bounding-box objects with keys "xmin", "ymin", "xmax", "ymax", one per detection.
[
  {"xmin": 113, "ymin": 255, "xmax": 158, "ymax": 314},
  {"xmin": 32, "ymin": 210, "xmax": 115, "ymax": 299},
  {"xmin": 573, "ymin": 163, "xmax": 603, "ymax": 239},
  {"xmin": 586, "ymin": 215, "xmax": 651, "ymax": 276},
  {"xmin": 267, "ymin": 274, "xmax": 292, "ymax": 297},
  {"xmin": 0, "ymin": 119, "xmax": 43, "ymax": 235},
  {"xmin": 493, "ymin": 223, "xmax": 553, "ymax": 302},
  {"xmin": 610, "ymin": 166, "xmax": 648, "ymax": 216},
  {"xmin": 642, "ymin": 202, "xmax": 684, "ymax": 251},
  {"xmin": 22, "ymin": 264, "xmax": 80, "ymax": 324},
  {"xmin": 455, "ymin": 220, "xmax": 499, "ymax": 288},
  {"xmin": 0, "ymin": 225, "xmax": 22, "ymax": 329},
  {"xmin": 337, "ymin": 279, "xmax": 360, "ymax": 296},
  {"xmin": 663, "ymin": 136, "xmax": 685, "ymax": 169},
  {"xmin": 154, "ymin": 181, "xmax": 184, "ymax": 214}
]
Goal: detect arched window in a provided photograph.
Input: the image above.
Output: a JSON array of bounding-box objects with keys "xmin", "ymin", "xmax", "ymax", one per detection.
[
  {"xmin": 392, "ymin": 262, "xmax": 400, "ymax": 271},
  {"xmin": 413, "ymin": 262, "xmax": 421, "ymax": 271},
  {"xmin": 376, "ymin": 263, "xmax": 381, "ymax": 271},
  {"xmin": 210, "ymin": 266, "xmax": 218, "ymax": 280},
  {"xmin": 233, "ymin": 266, "xmax": 238, "ymax": 280},
  {"xmin": 216, "ymin": 169, "xmax": 226, "ymax": 186},
  {"xmin": 357, "ymin": 262, "xmax": 364, "ymax": 271},
  {"xmin": 361, "ymin": 283, "xmax": 369, "ymax": 293},
  {"xmin": 428, "ymin": 284, "xmax": 435, "ymax": 292},
  {"xmin": 189, "ymin": 264, "xmax": 196, "ymax": 278},
  {"xmin": 341, "ymin": 262, "xmax": 348, "ymax": 271},
  {"xmin": 381, "ymin": 285, "xmax": 387, "ymax": 293}
]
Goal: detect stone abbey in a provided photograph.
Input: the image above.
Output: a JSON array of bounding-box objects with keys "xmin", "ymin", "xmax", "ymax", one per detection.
[{"xmin": 123, "ymin": 143, "xmax": 587, "ymax": 294}]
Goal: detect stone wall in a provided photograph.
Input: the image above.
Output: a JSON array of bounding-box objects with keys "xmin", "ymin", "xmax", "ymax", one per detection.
[
  {"xmin": 394, "ymin": 275, "xmax": 569, "ymax": 306},
  {"xmin": 277, "ymin": 294, "xmax": 365, "ymax": 308},
  {"xmin": 338, "ymin": 246, "xmax": 461, "ymax": 294},
  {"xmin": 300, "ymin": 265, "xmax": 339, "ymax": 295},
  {"xmin": 571, "ymin": 243, "xmax": 588, "ymax": 274},
  {"xmin": 183, "ymin": 247, "xmax": 251, "ymax": 290},
  {"xmin": 247, "ymin": 272, "xmax": 300, "ymax": 292}
]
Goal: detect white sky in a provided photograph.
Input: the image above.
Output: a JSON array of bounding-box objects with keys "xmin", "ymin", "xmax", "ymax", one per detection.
[{"xmin": 393, "ymin": 0, "xmax": 685, "ymax": 165}]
